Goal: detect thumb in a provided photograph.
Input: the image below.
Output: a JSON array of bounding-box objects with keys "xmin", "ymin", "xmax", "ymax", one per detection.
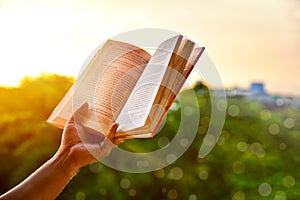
[{"xmin": 74, "ymin": 102, "xmax": 89, "ymax": 116}]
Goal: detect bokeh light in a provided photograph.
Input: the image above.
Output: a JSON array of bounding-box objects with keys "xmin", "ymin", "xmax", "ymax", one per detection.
[
  {"xmin": 283, "ymin": 176, "xmax": 295, "ymax": 188},
  {"xmin": 258, "ymin": 182, "xmax": 272, "ymax": 197}
]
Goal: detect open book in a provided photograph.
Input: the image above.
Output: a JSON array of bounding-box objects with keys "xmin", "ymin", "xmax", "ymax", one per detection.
[{"xmin": 47, "ymin": 35, "xmax": 205, "ymax": 138}]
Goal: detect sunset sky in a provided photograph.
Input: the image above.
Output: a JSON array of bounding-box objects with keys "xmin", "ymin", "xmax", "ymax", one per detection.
[{"xmin": 0, "ymin": 0, "xmax": 299, "ymax": 95}]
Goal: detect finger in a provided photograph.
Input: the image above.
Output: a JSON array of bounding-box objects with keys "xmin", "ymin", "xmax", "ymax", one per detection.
[
  {"xmin": 66, "ymin": 114, "xmax": 75, "ymax": 124},
  {"xmin": 107, "ymin": 123, "xmax": 119, "ymax": 142},
  {"xmin": 75, "ymin": 102, "xmax": 89, "ymax": 114},
  {"xmin": 65, "ymin": 115, "xmax": 77, "ymax": 130},
  {"xmin": 73, "ymin": 102, "xmax": 90, "ymax": 126},
  {"xmin": 113, "ymin": 138, "xmax": 125, "ymax": 145},
  {"xmin": 114, "ymin": 131, "xmax": 131, "ymax": 139}
]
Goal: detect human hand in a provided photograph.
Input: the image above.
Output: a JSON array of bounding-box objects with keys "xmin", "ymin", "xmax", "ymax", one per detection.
[
  {"xmin": 57, "ymin": 103, "xmax": 125, "ymax": 170},
  {"xmin": 0, "ymin": 103, "xmax": 126, "ymax": 200}
]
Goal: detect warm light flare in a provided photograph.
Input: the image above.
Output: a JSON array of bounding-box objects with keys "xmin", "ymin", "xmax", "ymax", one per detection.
[{"xmin": 0, "ymin": 0, "xmax": 299, "ymax": 95}]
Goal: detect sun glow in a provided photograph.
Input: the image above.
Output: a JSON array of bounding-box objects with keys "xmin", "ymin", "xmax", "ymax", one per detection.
[{"xmin": 0, "ymin": 0, "xmax": 299, "ymax": 95}]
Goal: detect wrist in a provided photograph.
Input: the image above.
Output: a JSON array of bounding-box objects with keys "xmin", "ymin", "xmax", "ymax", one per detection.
[{"xmin": 52, "ymin": 148, "xmax": 80, "ymax": 178}]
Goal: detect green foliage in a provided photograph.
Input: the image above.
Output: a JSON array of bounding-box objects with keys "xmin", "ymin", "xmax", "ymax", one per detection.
[
  {"xmin": 0, "ymin": 74, "xmax": 73, "ymax": 193},
  {"xmin": 0, "ymin": 74, "xmax": 299, "ymax": 199}
]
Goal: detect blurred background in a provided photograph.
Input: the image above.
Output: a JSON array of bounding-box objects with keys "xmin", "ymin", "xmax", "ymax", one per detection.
[{"xmin": 0, "ymin": 0, "xmax": 299, "ymax": 199}]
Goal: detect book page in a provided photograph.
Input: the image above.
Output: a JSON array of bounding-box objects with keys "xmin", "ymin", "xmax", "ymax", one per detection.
[
  {"xmin": 144, "ymin": 39, "xmax": 195, "ymax": 136},
  {"xmin": 47, "ymin": 85, "xmax": 74, "ymax": 128},
  {"xmin": 159, "ymin": 44, "xmax": 206, "ymax": 111},
  {"xmin": 116, "ymin": 35, "xmax": 182, "ymax": 131},
  {"xmin": 47, "ymin": 40, "xmax": 150, "ymax": 134},
  {"xmin": 183, "ymin": 47, "xmax": 205, "ymax": 77},
  {"xmin": 150, "ymin": 46, "xmax": 205, "ymax": 135},
  {"xmin": 93, "ymin": 49, "xmax": 149, "ymax": 134},
  {"xmin": 117, "ymin": 45, "xmax": 205, "ymax": 138},
  {"xmin": 153, "ymin": 39, "xmax": 195, "ymax": 108}
]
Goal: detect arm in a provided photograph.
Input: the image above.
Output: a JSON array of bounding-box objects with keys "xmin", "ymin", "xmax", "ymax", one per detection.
[{"xmin": 0, "ymin": 103, "xmax": 124, "ymax": 200}]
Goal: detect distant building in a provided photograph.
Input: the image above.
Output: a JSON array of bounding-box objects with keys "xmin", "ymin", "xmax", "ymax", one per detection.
[
  {"xmin": 194, "ymin": 81, "xmax": 300, "ymax": 109},
  {"xmin": 222, "ymin": 82, "xmax": 300, "ymax": 109},
  {"xmin": 249, "ymin": 82, "xmax": 265, "ymax": 95}
]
